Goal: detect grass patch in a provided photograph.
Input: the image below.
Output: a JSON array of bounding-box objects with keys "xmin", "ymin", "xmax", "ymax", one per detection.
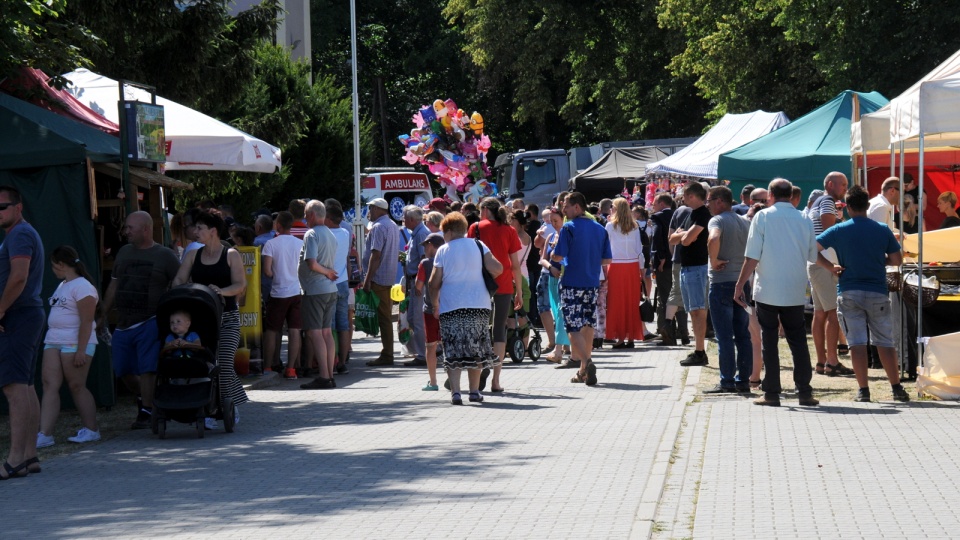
[
  {"xmin": 697, "ymin": 334, "xmax": 917, "ymax": 402},
  {"xmin": 0, "ymin": 394, "xmax": 139, "ymax": 460}
]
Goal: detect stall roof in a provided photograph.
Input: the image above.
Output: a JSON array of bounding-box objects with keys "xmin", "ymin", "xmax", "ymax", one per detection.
[
  {"xmin": 0, "ymin": 67, "xmax": 120, "ymax": 135},
  {"xmin": 0, "ymin": 92, "xmax": 120, "ymax": 170},
  {"xmin": 64, "ymin": 68, "xmax": 282, "ymax": 173},
  {"xmin": 646, "ymin": 111, "xmax": 789, "ymax": 179},
  {"xmin": 717, "ymin": 90, "xmax": 888, "ymax": 194},
  {"xmin": 570, "ymin": 147, "xmax": 669, "ymax": 191},
  {"xmin": 93, "ymin": 162, "xmax": 193, "ymax": 191}
]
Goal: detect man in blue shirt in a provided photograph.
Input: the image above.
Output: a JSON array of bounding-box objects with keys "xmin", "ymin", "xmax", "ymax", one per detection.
[
  {"xmin": 402, "ymin": 205, "xmax": 429, "ymax": 366},
  {"xmin": 816, "ymin": 184, "xmax": 909, "ymax": 403},
  {"xmin": 552, "ymin": 192, "xmax": 612, "ymax": 386},
  {"xmin": 0, "ymin": 186, "xmax": 44, "ymax": 478}
]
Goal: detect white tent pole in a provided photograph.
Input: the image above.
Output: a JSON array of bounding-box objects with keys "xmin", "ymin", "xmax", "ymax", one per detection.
[
  {"xmin": 898, "ymin": 141, "xmax": 906, "ymax": 376},
  {"xmin": 349, "ymin": 0, "xmax": 363, "ymax": 257},
  {"xmin": 917, "ymin": 135, "xmax": 925, "ymax": 372}
]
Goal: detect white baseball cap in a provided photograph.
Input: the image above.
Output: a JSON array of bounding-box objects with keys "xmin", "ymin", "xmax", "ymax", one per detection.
[{"xmin": 367, "ymin": 198, "xmax": 389, "ymax": 210}]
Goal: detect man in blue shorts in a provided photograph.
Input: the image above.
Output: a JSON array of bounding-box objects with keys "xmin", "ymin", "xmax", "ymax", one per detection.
[
  {"xmin": 816, "ymin": 185, "xmax": 909, "ymax": 402},
  {"xmin": 552, "ymin": 192, "xmax": 612, "ymax": 386},
  {"xmin": 672, "ymin": 182, "xmax": 712, "ymax": 366},
  {"xmin": 0, "ymin": 186, "xmax": 44, "ymax": 478},
  {"xmin": 102, "ymin": 211, "xmax": 180, "ymax": 429}
]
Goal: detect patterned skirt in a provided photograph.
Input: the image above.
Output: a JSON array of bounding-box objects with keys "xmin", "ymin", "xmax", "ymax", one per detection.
[
  {"xmin": 439, "ymin": 308, "xmax": 500, "ymax": 370},
  {"xmin": 218, "ymin": 310, "xmax": 249, "ymax": 406}
]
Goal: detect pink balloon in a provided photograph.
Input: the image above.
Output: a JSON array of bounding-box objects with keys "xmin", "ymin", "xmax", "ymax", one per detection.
[{"xmin": 428, "ymin": 162, "xmax": 448, "ymax": 176}]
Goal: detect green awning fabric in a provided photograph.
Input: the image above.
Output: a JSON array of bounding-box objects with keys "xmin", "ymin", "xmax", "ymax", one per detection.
[
  {"xmin": 717, "ymin": 90, "xmax": 888, "ymax": 199},
  {"xmin": 0, "ymin": 93, "xmax": 120, "ymax": 170}
]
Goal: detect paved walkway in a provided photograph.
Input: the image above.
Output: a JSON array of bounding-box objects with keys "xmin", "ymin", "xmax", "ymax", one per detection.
[{"xmin": 4, "ymin": 332, "xmax": 960, "ymax": 539}]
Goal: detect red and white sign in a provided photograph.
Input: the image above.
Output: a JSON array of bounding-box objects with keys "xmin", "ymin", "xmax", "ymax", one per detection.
[{"xmin": 380, "ymin": 173, "xmax": 429, "ymax": 191}]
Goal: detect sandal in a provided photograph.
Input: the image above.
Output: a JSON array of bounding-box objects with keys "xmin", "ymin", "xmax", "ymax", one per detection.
[
  {"xmin": 824, "ymin": 362, "xmax": 855, "ymax": 377},
  {"xmin": 468, "ymin": 392, "xmax": 484, "ymax": 403},
  {"xmin": 815, "ymin": 363, "xmax": 825, "ymax": 375},
  {"xmin": 490, "ymin": 387, "xmax": 504, "ymax": 393},
  {"xmin": 837, "ymin": 344, "xmax": 849, "ymax": 356},
  {"xmin": 571, "ymin": 372, "xmax": 586, "ymax": 383},
  {"xmin": 24, "ymin": 457, "xmax": 41, "ymax": 474},
  {"xmin": 0, "ymin": 460, "xmax": 27, "ymax": 480},
  {"xmin": 451, "ymin": 392, "xmax": 463, "ymax": 405},
  {"xmin": 749, "ymin": 379, "xmax": 761, "ymax": 389}
]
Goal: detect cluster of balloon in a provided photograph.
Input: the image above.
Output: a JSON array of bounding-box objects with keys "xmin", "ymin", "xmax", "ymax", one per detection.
[{"xmin": 398, "ymin": 99, "xmax": 496, "ymax": 203}]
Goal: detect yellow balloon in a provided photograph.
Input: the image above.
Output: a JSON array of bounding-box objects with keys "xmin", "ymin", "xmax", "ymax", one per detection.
[
  {"xmin": 471, "ymin": 112, "xmax": 484, "ymax": 134},
  {"xmin": 391, "ymin": 284, "xmax": 406, "ymax": 302}
]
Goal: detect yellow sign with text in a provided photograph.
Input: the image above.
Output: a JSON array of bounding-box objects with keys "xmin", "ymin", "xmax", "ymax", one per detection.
[{"xmin": 235, "ymin": 246, "xmax": 262, "ymax": 374}]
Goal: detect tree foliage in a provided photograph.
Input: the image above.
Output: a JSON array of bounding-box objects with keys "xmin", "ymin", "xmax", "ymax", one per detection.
[
  {"xmin": 658, "ymin": 0, "xmax": 960, "ymax": 121},
  {"xmin": 0, "ymin": 0, "xmax": 102, "ymax": 88}
]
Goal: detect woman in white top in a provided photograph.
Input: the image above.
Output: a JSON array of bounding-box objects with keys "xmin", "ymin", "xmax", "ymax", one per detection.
[
  {"xmin": 605, "ymin": 199, "xmax": 645, "ymax": 348},
  {"xmin": 37, "ymin": 246, "xmax": 100, "ymax": 448},
  {"xmin": 428, "ymin": 212, "xmax": 503, "ymax": 405}
]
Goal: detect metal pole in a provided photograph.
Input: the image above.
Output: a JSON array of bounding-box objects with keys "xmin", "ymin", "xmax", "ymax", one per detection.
[
  {"xmin": 350, "ymin": 0, "xmax": 364, "ymax": 257},
  {"xmin": 916, "ymin": 135, "xmax": 925, "ymax": 374},
  {"xmin": 118, "ymin": 80, "xmax": 134, "ymax": 215},
  {"xmin": 898, "ymin": 141, "xmax": 905, "ymax": 377}
]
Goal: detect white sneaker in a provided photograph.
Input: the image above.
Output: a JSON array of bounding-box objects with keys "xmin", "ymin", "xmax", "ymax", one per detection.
[
  {"xmin": 67, "ymin": 428, "xmax": 101, "ymax": 444},
  {"xmin": 204, "ymin": 417, "xmax": 219, "ymax": 430},
  {"xmin": 36, "ymin": 432, "xmax": 55, "ymax": 448}
]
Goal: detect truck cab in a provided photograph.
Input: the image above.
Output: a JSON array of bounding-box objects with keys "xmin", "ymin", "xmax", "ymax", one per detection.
[{"xmin": 494, "ymin": 149, "xmax": 572, "ymax": 210}]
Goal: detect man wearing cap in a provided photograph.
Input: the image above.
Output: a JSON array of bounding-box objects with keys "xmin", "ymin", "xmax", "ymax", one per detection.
[
  {"xmin": 732, "ymin": 185, "xmax": 754, "ymax": 216},
  {"xmin": 425, "ymin": 198, "xmax": 449, "ymax": 214},
  {"xmin": 363, "ymin": 198, "xmax": 400, "ymax": 366},
  {"xmin": 402, "ymin": 205, "xmax": 429, "ymax": 366}
]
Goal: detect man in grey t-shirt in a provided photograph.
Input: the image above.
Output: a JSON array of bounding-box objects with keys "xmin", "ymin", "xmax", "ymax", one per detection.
[
  {"xmin": 704, "ymin": 186, "xmax": 753, "ymax": 393},
  {"xmin": 298, "ymin": 200, "xmax": 340, "ymax": 390}
]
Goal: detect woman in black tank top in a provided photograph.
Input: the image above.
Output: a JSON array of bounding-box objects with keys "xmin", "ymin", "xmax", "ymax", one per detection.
[{"xmin": 173, "ymin": 210, "xmax": 249, "ymax": 413}]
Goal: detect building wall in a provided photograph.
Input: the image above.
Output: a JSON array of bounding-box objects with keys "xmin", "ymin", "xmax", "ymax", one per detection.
[{"xmin": 229, "ymin": 0, "xmax": 312, "ymax": 65}]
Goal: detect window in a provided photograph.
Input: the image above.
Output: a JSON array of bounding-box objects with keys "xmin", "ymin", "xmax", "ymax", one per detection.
[{"xmin": 519, "ymin": 158, "xmax": 558, "ymax": 190}]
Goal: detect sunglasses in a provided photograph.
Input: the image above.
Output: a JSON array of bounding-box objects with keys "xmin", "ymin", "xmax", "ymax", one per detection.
[{"xmin": 0, "ymin": 202, "xmax": 17, "ymax": 211}]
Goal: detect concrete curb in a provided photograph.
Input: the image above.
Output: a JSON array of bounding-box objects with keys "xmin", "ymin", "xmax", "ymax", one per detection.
[{"xmin": 241, "ymin": 370, "xmax": 280, "ymax": 391}]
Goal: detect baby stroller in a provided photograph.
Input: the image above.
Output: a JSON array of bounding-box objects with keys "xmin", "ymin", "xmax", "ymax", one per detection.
[
  {"xmin": 507, "ymin": 308, "xmax": 543, "ymax": 363},
  {"xmin": 151, "ymin": 284, "xmax": 236, "ymax": 439}
]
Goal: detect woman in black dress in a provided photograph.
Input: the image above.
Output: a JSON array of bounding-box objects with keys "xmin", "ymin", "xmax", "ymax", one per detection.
[{"xmin": 173, "ymin": 209, "xmax": 249, "ymax": 425}]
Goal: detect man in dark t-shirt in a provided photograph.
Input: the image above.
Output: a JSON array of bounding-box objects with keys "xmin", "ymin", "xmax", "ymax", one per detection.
[
  {"xmin": 671, "ymin": 182, "xmax": 712, "ymax": 366},
  {"xmin": 102, "ymin": 211, "xmax": 180, "ymax": 429}
]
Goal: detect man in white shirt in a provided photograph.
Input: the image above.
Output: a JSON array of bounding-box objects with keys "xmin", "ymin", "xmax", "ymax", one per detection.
[
  {"xmin": 867, "ymin": 176, "xmax": 900, "ymax": 235},
  {"xmin": 734, "ymin": 178, "xmax": 820, "ymax": 407},
  {"xmin": 262, "ymin": 211, "xmax": 304, "ymax": 378}
]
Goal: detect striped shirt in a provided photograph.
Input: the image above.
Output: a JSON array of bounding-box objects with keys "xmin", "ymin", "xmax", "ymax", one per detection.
[{"xmin": 808, "ymin": 195, "xmax": 839, "ymax": 235}]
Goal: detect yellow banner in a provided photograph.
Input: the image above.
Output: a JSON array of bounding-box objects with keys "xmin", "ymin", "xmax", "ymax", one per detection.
[{"xmin": 235, "ymin": 246, "xmax": 262, "ymax": 375}]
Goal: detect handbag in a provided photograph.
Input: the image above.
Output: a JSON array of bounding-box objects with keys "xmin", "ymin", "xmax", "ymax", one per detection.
[
  {"xmin": 639, "ymin": 280, "xmax": 655, "ymax": 323},
  {"xmin": 476, "ymin": 239, "xmax": 499, "ymax": 296},
  {"xmin": 354, "ymin": 289, "xmax": 381, "ymax": 336}
]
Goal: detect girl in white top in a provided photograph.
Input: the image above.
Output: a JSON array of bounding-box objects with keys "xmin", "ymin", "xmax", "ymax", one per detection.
[
  {"xmin": 604, "ymin": 199, "xmax": 646, "ymax": 348},
  {"xmin": 37, "ymin": 246, "xmax": 101, "ymax": 448}
]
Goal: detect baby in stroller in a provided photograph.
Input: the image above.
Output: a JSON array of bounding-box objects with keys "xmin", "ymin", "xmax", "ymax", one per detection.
[
  {"xmin": 163, "ymin": 310, "xmax": 202, "ymax": 358},
  {"xmin": 152, "ymin": 284, "xmax": 236, "ymax": 438}
]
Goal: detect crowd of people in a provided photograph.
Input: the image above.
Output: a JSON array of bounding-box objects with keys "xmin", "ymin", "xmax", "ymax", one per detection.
[{"xmin": 0, "ymin": 168, "xmax": 928, "ymax": 479}]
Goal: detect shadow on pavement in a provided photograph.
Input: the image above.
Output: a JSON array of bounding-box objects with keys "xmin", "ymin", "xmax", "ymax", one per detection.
[{"xmin": 596, "ymin": 383, "xmax": 671, "ymax": 392}]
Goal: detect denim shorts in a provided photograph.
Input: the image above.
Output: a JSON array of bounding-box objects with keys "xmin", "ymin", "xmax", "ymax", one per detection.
[
  {"xmin": 837, "ymin": 290, "xmax": 894, "ymax": 348},
  {"xmin": 680, "ymin": 264, "xmax": 709, "ymax": 312},
  {"xmin": 335, "ymin": 281, "xmax": 350, "ymax": 331},
  {"xmin": 536, "ymin": 272, "xmax": 551, "ymax": 314},
  {"xmin": 44, "ymin": 343, "xmax": 97, "ymax": 356},
  {"xmin": 113, "ymin": 318, "xmax": 160, "ymax": 376}
]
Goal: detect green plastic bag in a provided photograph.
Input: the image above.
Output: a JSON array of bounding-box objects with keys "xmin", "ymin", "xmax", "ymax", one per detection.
[{"xmin": 355, "ymin": 289, "xmax": 380, "ymax": 336}]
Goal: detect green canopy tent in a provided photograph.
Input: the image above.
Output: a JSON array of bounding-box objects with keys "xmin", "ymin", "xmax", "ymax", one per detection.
[
  {"xmin": 717, "ymin": 90, "xmax": 888, "ymax": 202},
  {"xmin": 0, "ymin": 92, "xmax": 121, "ymax": 410}
]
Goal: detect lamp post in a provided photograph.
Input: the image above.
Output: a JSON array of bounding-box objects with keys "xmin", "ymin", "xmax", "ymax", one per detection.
[{"xmin": 350, "ymin": 0, "xmax": 363, "ymax": 256}]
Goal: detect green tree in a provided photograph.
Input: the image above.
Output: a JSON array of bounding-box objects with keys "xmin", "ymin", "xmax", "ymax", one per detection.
[
  {"xmin": 0, "ymin": 0, "xmax": 102, "ymax": 87},
  {"xmin": 64, "ymin": 0, "xmax": 282, "ymax": 110}
]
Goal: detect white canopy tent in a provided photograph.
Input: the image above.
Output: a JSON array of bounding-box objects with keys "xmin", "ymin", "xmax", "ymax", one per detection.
[
  {"xmin": 870, "ymin": 47, "xmax": 960, "ymax": 390},
  {"xmin": 646, "ymin": 110, "xmax": 789, "ymax": 178},
  {"xmin": 63, "ymin": 69, "xmax": 281, "ymax": 173}
]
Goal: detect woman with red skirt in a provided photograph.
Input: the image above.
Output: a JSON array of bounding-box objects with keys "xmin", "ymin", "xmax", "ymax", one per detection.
[{"xmin": 604, "ymin": 198, "xmax": 645, "ymax": 348}]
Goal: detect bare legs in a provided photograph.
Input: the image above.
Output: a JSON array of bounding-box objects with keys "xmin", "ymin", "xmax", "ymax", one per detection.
[{"xmin": 40, "ymin": 349, "xmax": 98, "ymax": 435}]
